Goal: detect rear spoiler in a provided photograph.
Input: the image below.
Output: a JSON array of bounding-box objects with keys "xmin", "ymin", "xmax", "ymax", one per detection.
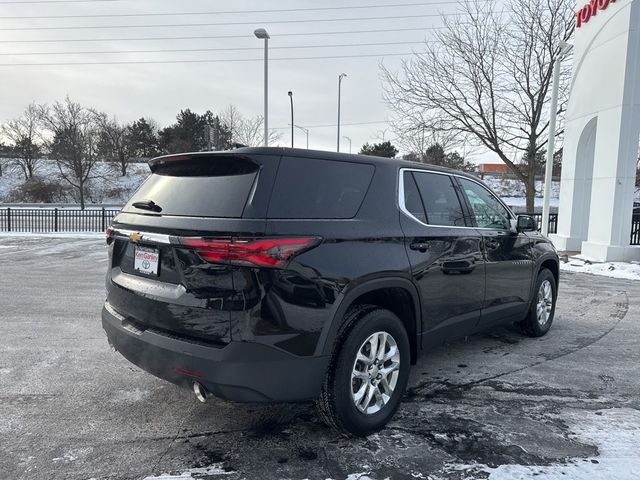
[{"xmin": 148, "ymin": 152, "xmax": 258, "ymax": 174}]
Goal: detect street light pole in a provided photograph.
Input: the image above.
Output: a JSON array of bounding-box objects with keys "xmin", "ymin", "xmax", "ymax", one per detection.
[
  {"xmin": 343, "ymin": 136, "xmax": 352, "ymax": 154},
  {"xmin": 254, "ymin": 28, "xmax": 270, "ymax": 147},
  {"xmin": 288, "ymin": 91, "xmax": 294, "ymax": 148},
  {"xmin": 337, "ymin": 73, "xmax": 347, "ymax": 152},
  {"xmin": 292, "ymin": 124, "xmax": 309, "ymax": 149},
  {"xmin": 542, "ymin": 41, "xmax": 573, "ymax": 237}
]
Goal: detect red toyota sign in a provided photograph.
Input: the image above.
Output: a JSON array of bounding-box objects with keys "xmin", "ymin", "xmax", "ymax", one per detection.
[{"xmin": 576, "ymin": 0, "xmax": 617, "ymax": 27}]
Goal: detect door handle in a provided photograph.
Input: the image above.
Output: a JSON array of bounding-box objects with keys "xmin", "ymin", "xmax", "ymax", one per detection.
[
  {"xmin": 485, "ymin": 238, "xmax": 500, "ymax": 250},
  {"xmin": 442, "ymin": 259, "xmax": 476, "ymax": 274},
  {"xmin": 410, "ymin": 242, "xmax": 430, "ymax": 252}
]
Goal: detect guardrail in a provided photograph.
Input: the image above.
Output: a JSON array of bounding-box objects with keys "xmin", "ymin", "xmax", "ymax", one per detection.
[{"xmin": 0, "ymin": 207, "xmax": 120, "ymax": 233}]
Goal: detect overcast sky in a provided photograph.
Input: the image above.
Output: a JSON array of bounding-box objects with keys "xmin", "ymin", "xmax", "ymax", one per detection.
[{"xmin": 0, "ymin": 0, "xmax": 473, "ymax": 155}]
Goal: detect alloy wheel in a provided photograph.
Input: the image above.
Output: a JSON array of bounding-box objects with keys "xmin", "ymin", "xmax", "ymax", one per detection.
[
  {"xmin": 537, "ymin": 279, "xmax": 553, "ymax": 326},
  {"xmin": 350, "ymin": 331, "xmax": 401, "ymax": 414}
]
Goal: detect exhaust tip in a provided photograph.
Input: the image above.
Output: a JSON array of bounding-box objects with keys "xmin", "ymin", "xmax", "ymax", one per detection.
[{"xmin": 193, "ymin": 382, "xmax": 207, "ymax": 403}]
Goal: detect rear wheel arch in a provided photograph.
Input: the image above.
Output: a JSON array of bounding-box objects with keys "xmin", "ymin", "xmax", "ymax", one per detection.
[{"xmin": 318, "ymin": 278, "xmax": 421, "ymax": 364}]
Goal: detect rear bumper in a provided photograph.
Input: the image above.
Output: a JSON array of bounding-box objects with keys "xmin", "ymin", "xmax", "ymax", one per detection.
[{"xmin": 102, "ymin": 303, "xmax": 330, "ymax": 402}]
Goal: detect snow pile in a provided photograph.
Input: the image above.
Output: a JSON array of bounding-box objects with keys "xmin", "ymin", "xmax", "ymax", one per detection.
[
  {"xmin": 482, "ymin": 408, "xmax": 640, "ymax": 479},
  {"xmin": 143, "ymin": 464, "xmax": 234, "ymax": 479},
  {"xmin": 560, "ymin": 257, "xmax": 640, "ymax": 280}
]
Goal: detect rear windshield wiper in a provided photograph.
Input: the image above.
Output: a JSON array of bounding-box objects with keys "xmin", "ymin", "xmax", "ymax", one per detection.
[{"xmin": 132, "ymin": 199, "xmax": 162, "ymax": 213}]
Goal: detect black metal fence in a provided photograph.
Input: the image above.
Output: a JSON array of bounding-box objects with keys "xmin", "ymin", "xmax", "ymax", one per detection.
[
  {"xmin": 631, "ymin": 214, "xmax": 640, "ymax": 245},
  {"xmin": 524, "ymin": 212, "xmax": 640, "ymax": 246},
  {"xmin": 2, "ymin": 207, "xmax": 640, "ymax": 246},
  {"xmin": 526, "ymin": 212, "xmax": 558, "ymax": 235},
  {"xmin": 0, "ymin": 208, "xmax": 120, "ymax": 233}
]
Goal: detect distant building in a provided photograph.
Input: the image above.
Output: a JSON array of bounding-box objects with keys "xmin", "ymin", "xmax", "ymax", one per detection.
[{"xmin": 478, "ymin": 163, "xmax": 509, "ymax": 177}]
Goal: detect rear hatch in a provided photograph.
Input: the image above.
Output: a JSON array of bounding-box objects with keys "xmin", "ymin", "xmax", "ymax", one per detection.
[{"xmin": 106, "ymin": 151, "xmax": 279, "ymax": 345}]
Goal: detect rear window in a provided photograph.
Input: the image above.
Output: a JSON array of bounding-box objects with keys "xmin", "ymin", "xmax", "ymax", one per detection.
[
  {"xmin": 123, "ymin": 156, "xmax": 259, "ymax": 218},
  {"xmin": 268, "ymin": 157, "xmax": 374, "ymax": 219}
]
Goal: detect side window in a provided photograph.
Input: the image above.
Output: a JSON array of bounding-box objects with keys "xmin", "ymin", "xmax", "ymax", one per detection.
[
  {"xmin": 411, "ymin": 172, "xmax": 466, "ymax": 227},
  {"xmin": 402, "ymin": 171, "xmax": 427, "ymax": 223},
  {"xmin": 458, "ymin": 178, "xmax": 511, "ymax": 230},
  {"xmin": 268, "ymin": 157, "xmax": 374, "ymax": 219}
]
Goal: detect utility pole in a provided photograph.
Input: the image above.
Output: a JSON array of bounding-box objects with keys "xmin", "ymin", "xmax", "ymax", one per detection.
[
  {"xmin": 542, "ymin": 41, "xmax": 573, "ymax": 236},
  {"xmin": 293, "ymin": 124, "xmax": 309, "ymax": 149},
  {"xmin": 254, "ymin": 28, "xmax": 270, "ymax": 147},
  {"xmin": 336, "ymin": 73, "xmax": 347, "ymax": 152},
  {"xmin": 288, "ymin": 91, "xmax": 294, "ymax": 148},
  {"xmin": 343, "ymin": 136, "xmax": 352, "ymax": 154}
]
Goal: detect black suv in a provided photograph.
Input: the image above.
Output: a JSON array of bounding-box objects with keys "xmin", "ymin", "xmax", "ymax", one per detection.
[{"xmin": 102, "ymin": 147, "xmax": 559, "ymax": 436}]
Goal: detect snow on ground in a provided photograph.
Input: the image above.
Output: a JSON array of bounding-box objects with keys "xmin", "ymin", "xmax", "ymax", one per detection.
[
  {"xmin": 458, "ymin": 408, "xmax": 640, "ymax": 480},
  {"xmin": 0, "ymin": 167, "xmax": 25, "ymax": 200},
  {"xmin": 500, "ymin": 195, "xmax": 559, "ymax": 210},
  {"xmin": 0, "ymin": 159, "xmax": 149, "ymax": 204},
  {"xmin": 0, "ymin": 160, "xmax": 576, "ymax": 212},
  {"xmin": 0, "ymin": 232, "xmax": 105, "ymax": 239},
  {"xmin": 143, "ymin": 468, "xmax": 376, "ymax": 480},
  {"xmin": 560, "ymin": 257, "xmax": 640, "ymax": 280},
  {"xmin": 141, "ymin": 406, "xmax": 640, "ymax": 480},
  {"xmin": 481, "ymin": 177, "xmax": 560, "ymax": 211},
  {"xmin": 482, "ymin": 176, "xmax": 560, "ymax": 199},
  {"xmin": 143, "ymin": 465, "xmax": 235, "ymax": 479}
]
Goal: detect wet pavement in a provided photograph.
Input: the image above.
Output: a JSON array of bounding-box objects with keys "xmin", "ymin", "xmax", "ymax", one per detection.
[{"xmin": 1, "ymin": 236, "xmax": 639, "ymax": 480}]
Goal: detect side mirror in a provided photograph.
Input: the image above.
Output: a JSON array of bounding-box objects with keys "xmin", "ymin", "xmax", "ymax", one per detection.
[{"xmin": 517, "ymin": 215, "xmax": 537, "ymax": 232}]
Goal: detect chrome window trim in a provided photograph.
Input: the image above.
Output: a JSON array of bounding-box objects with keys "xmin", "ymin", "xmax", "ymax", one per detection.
[
  {"xmin": 397, "ymin": 167, "xmax": 515, "ymax": 231},
  {"xmin": 110, "ymin": 228, "xmax": 172, "ymax": 245}
]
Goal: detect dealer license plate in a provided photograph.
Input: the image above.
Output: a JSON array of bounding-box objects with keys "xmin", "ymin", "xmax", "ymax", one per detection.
[{"xmin": 134, "ymin": 245, "xmax": 159, "ymax": 276}]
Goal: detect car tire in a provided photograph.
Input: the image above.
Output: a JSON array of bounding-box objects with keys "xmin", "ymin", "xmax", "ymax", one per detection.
[
  {"xmin": 518, "ymin": 268, "xmax": 557, "ymax": 337},
  {"xmin": 315, "ymin": 305, "xmax": 410, "ymax": 437}
]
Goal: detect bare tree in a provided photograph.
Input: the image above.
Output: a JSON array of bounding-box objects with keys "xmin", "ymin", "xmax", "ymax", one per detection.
[
  {"xmin": 38, "ymin": 97, "xmax": 100, "ymax": 209},
  {"xmin": 220, "ymin": 104, "xmax": 281, "ymax": 147},
  {"xmin": 391, "ymin": 109, "xmax": 473, "ymax": 160},
  {"xmin": 1, "ymin": 103, "xmax": 42, "ymax": 180},
  {"xmin": 237, "ymin": 115, "xmax": 282, "ymax": 147},
  {"xmin": 92, "ymin": 111, "xmax": 132, "ymax": 176},
  {"xmin": 383, "ymin": 0, "xmax": 574, "ymax": 211},
  {"xmin": 219, "ymin": 104, "xmax": 243, "ymax": 143}
]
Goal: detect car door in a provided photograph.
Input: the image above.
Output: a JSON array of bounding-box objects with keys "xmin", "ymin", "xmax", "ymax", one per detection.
[
  {"xmin": 399, "ymin": 169, "xmax": 485, "ymax": 348},
  {"xmin": 455, "ymin": 177, "xmax": 534, "ymax": 329}
]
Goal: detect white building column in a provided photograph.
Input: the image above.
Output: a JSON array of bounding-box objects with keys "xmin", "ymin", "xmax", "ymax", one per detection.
[
  {"xmin": 550, "ymin": 116, "xmax": 597, "ymax": 252},
  {"xmin": 551, "ymin": 0, "xmax": 640, "ymax": 261},
  {"xmin": 581, "ymin": 103, "xmax": 640, "ymax": 261}
]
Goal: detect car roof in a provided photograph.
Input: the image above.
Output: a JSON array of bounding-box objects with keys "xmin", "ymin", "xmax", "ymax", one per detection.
[
  {"xmin": 236, "ymin": 147, "xmax": 478, "ymax": 179},
  {"xmin": 149, "ymin": 147, "xmax": 480, "ymax": 182}
]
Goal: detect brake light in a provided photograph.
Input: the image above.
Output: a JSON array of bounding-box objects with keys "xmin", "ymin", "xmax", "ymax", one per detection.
[{"xmin": 179, "ymin": 236, "xmax": 321, "ymax": 268}]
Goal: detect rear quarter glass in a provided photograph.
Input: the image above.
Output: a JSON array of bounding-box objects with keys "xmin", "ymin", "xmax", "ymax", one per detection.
[
  {"xmin": 268, "ymin": 157, "xmax": 375, "ymax": 219},
  {"xmin": 122, "ymin": 156, "xmax": 259, "ymax": 218}
]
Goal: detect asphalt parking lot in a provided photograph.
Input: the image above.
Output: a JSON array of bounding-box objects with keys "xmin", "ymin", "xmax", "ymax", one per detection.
[{"xmin": 1, "ymin": 236, "xmax": 639, "ymax": 480}]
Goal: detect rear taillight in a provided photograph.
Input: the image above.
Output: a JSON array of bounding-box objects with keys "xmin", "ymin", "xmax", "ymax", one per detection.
[{"xmin": 179, "ymin": 236, "xmax": 321, "ymax": 268}]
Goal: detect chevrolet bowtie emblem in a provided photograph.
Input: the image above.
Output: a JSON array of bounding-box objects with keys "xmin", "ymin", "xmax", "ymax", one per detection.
[{"xmin": 129, "ymin": 232, "xmax": 143, "ymax": 243}]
